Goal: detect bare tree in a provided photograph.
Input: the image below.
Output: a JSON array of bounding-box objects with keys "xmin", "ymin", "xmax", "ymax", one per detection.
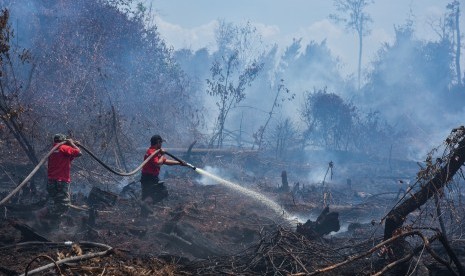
[
  {"xmin": 446, "ymin": 1, "xmax": 462, "ymax": 86},
  {"xmin": 207, "ymin": 21, "xmax": 264, "ymax": 148},
  {"xmin": 269, "ymin": 118, "xmax": 298, "ymax": 159},
  {"xmin": 253, "ymin": 79, "xmax": 294, "ymax": 150},
  {"xmin": 330, "ymin": 0, "xmax": 373, "ymax": 90}
]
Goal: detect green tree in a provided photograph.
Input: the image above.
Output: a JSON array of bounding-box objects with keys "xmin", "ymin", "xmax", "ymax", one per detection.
[
  {"xmin": 300, "ymin": 87, "xmax": 355, "ymax": 150},
  {"xmin": 330, "ymin": 0, "xmax": 373, "ymax": 90}
]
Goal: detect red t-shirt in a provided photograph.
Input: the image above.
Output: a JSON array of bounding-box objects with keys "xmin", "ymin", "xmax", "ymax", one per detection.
[
  {"xmin": 141, "ymin": 146, "xmax": 166, "ymax": 176},
  {"xmin": 47, "ymin": 143, "xmax": 81, "ymax": 183}
]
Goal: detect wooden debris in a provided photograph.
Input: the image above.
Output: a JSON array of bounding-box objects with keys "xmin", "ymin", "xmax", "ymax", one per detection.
[
  {"xmin": 296, "ymin": 206, "xmax": 340, "ymax": 239},
  {"xmin": 8, "ymin": 219, "xmax": 49, "ymax": 242}
]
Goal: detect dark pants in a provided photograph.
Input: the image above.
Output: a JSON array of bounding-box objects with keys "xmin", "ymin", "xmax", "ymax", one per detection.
[
  {"xmin": 140, "ymin": 174, "xmax": 168, "ymax": 217},
  {"xmin": 46, "ymin": 180, "xmax": 70, "ymax": 223}
]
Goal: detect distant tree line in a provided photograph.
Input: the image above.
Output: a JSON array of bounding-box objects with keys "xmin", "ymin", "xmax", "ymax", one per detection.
[{"xmin": 175, "ymin": 1, "xmax": 464, "ymax": 161}]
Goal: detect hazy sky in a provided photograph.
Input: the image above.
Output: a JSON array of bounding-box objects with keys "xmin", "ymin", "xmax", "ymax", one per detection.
[{"xmin": 150, "ymin": 0, "xmax": 460, "ymax": 75}]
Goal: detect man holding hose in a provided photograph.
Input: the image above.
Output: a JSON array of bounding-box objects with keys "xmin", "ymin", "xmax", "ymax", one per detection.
[
  {"xmin": 140, "ymin": 134, "xmax": 186, "ymax": 218},
  {"xmin": 36, "ymin": 133, "xmax": 82, "ymax": 230}
]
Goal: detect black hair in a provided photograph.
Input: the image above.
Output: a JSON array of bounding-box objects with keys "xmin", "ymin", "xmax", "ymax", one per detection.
[{"xmin": 150, "ymin": 134, "xmax": 163, "ymax": 145}]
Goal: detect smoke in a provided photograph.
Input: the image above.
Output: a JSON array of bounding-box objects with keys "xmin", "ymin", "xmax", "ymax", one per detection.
[
  {"xmin": 5, "ymin": 0, "xmax": 463, "ymax": 162},
  {"xmin": 154, "ymin": 16, "xmax": 218, "ymax": 52},
  {"xmin": 196, "ymin": 165, "xmax": 234, "ymax": 186}
]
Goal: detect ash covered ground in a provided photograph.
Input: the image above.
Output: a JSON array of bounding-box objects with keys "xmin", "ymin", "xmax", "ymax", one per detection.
[{"xmin": 1, "ymin": 151, "xmax": 464, "ymax": 275}]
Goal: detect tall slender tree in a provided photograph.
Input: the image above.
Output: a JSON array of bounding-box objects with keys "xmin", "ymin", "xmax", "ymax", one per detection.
[
  {"xmin": 330, "ymin": 0, "xmax": 373, "ymax": 90},
  {"xmin": 446, "ymin": 1, "xmax": 462, "ymax": 86}
]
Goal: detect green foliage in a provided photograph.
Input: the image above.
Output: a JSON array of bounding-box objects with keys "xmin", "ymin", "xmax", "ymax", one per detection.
[{"xmin": 301, "ymin": 87, "xmax": 355, "ymax": 150}]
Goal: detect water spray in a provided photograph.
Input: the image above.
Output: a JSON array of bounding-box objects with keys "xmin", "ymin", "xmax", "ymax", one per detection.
[{"xmin": 164, "ymin": 151, "xmax": 294, "ymax": 221}]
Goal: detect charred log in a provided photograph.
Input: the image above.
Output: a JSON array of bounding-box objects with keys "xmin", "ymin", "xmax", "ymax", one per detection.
[
  {"xmin": 280, "ymin": 170, "xmax": 289, "ymax": 192},
  {"xmin": 8, "ymin": 219, "xmax": 49, "ymax": 242},
  {"xmin": 296, "ymin": 206, "xmax": 340, "ymax": 239},
  {"xmin": 185, "ymin": 140, "xmax": 197, "ymax": 163}
]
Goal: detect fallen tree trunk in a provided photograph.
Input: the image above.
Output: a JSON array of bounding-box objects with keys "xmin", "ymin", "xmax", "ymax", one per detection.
[
  {"xmin": 383, "ymin": 127, "xmax": 465, "ymax": 274},
  {"xmin": 384, "ymin": 127, "xmax": 465, "ymax": 240}
]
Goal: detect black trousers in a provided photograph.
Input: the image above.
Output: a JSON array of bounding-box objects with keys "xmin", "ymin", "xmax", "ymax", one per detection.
[{"xmin": 140, "ymin": 174, "xmax": 168, "ymax": 217}]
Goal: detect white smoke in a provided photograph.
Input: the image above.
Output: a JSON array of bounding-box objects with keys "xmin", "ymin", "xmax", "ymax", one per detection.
[{"xmin": 196, "ymin": 165, "xmax": 233, "ymax": 186}]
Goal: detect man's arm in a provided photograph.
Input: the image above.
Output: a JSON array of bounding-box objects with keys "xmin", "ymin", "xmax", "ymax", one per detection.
[
  {"xmin": 62, "ymin": 139, "xmax": 82, "ymax": 157},
  {"xmin": 164, "ymin": 159, "xmax": 185, "ymax": 166},
  {"xmin": 159, "ymin": 148, "xmax": 186, "ymax": 166}
]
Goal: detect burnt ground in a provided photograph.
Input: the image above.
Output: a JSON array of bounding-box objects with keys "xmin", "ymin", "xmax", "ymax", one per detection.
[{"xmin": 1, "ymin": 154, "xmax": 465, "ymax": 275}]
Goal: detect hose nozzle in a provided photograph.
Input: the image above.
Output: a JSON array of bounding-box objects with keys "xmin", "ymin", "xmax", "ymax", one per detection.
[
  {"xmin": 164, "ymin": 151, "xmax": 196, "ymax": 171},
  {"xmin": 185, "ymin": 162, "xmax": 196, "ymax": 171}
]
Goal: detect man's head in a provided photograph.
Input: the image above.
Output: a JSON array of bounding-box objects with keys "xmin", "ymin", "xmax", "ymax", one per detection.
[
  {"xmin": 53, "ymin": 133, "xmax": 67, "ymax": 143},
  {"xmin": 150, "ymin": 134, "xmax": 165, "ymax": 146}
]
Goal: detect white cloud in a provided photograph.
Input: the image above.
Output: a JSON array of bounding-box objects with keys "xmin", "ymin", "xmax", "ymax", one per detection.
[
  {"xmin": 251, "ymin": 22, "xmax": 281, "ymax": 40},
  {"xmin": 154, "ymin": 16, "xmax": 218, "ymax": 51},
  {"xmin": 298, "ymin": 19, "xmax": 343, "ymax": 42}
]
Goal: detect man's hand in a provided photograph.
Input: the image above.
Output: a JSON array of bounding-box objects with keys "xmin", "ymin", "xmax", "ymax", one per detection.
[{"xmin": 66, "ymin": 139, "xmax": 80, "ymax": 149}]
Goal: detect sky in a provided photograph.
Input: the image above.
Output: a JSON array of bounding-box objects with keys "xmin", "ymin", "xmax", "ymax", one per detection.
[{"xmin": 149, "ymin": 0, "xmax": 460, "ymax": 76}]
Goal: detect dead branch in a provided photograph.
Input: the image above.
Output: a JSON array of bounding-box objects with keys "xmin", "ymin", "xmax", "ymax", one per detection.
[
  {"xmin": 24, "ymin": 254, "xmax": 63, "ymax": 276},
  {"xmin": 384, "ymin": 127, "xmax": 465, "ymax": 240},
  {"xmin": 438, "ymin": 234, "xmax": 465, "ymax": 275},
  {"xmin": 308, "ymin": 230, "xmax": 426, "ymax": 275},
  {"xmin": 18, "ymin": 242, "xmax": 113, "ymax": 276},
  {"xmin": 372, "ymin": 230, "xmax": 459, "ymax": 276}
]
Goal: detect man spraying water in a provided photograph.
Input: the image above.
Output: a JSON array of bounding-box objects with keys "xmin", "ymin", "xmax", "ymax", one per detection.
[{"xmin": 139, "ymin": 135, "xmax": 188, "ymax": 218}]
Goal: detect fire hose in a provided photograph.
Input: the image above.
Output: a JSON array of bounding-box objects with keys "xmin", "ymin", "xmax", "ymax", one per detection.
[
  {"xmin": 77, "ymin": 144, "xmax": 161, "ymax": 176},
  {"xmin": 78, "ymin": 143, "xmax": 196, "ymax": 172},
  {"xmin": 0, "ymin": 142, "xmax": 195, "ymax": 206},
  {"xmin": 0, "ymin": 142, "xmax": 66, "ymax": 206}
]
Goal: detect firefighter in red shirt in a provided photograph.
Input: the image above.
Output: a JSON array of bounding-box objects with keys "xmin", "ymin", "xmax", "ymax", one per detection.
[
  {"xmin": 37, "ymin": 134, "xmax": 82, "ymax": 230},
  {"xmin": 140, "ymin": 134, "xmax": 185, "ymax": 217}
]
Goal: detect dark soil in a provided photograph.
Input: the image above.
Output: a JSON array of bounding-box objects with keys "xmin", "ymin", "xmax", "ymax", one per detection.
[{"xmin": 0, "ymin": 155, "xmax": 464, "ymax": 275}]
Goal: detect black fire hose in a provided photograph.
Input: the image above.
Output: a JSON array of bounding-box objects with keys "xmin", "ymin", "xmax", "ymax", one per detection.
[
  {"xmin": 78, "ymin": 144, "xmax": 196, "ymax": 173},
  {"xmin": 0, "ymin": 144, "xmax": 195, "ymax": 205},
  {"xmin": 77, "ymin": 144, "xmax": 161, "ymax": 176},
  {"xmin": 164, "ymin": 151, "xmax": 197, "ymax": 171}
]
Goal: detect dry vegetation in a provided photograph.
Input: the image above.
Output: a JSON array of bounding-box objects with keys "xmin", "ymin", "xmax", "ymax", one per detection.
[{"xmin": 1, "ymin": 128, "xmax": 465, "ymax": 276}]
